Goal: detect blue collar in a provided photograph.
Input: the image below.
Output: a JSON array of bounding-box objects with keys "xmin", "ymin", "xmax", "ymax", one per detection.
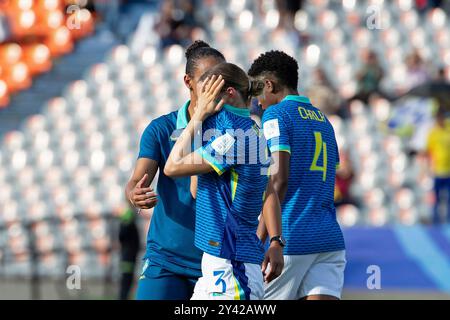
[
  {"xmin": 223, "ymin": 104, "xmax": 250, "ymax": 117},
  {"xmin": 282, "ymin": 95, "xmax": 311, "ymax": 104},
  {"xmin": 177, "ymin": 102, "xmax": 250, "ymax": 127},
  {"xmin": 176, "ymin": 100, "xmax": 190, "ymax": 129}
]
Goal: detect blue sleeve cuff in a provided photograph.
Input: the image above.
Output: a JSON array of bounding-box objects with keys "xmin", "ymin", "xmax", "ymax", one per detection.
[
  {"xmin": 269, "ymin": 144, "xmax": 291, "ymax": 154},
  {"xmin": 195, "ymin": 148, "xmax": 227, "ymax": 176},
  {"xmin": 137, "ymin": 153, "xmax": 160, "ymax": 161}
]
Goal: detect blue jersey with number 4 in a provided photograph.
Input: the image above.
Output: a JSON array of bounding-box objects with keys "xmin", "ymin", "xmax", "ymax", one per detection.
[{"xmin": 262, "ymin": 95, "xmax": 345, "ymax": 255}]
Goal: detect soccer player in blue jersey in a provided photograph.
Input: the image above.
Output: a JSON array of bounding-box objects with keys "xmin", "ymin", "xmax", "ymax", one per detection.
[
  {"xmin": 248, "ymin": 51, "xmax": 346, "ymax": 300},
  {"xmin": 125, "ymin": 40, "xmax": 225, "ymax": 300},
  {"xmin": 164, "ymin": 64, "xmax": 284, "ymax": 300}
]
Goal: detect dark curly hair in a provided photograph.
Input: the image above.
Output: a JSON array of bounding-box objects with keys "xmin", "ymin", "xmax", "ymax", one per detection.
[
  {"xmin": 248, "ymin": 50, "xmax": 299, "ymax": 90},
  {"xmin": 185, "ymin": 40, "xmax": 225, "ymax": 77}
]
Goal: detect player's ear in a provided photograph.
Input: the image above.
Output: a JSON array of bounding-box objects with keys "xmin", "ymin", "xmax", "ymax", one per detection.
[
  {"xmin": 226, "ymin": 87, "xmax": 235, "ymax": 97},
  {"xmin": 184, "ymin": 74, "xmax": 193, "ymax": 91},
  {"xmin": 265, "ymin": 79, "xmax": 275, "ymax": 94}
]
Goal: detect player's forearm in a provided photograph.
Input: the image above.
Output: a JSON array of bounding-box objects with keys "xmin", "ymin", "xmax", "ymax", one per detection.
[
  {"xmin": 190, "ymin": 175, "xmax": 198, "ymax": 199},
  {"xmin": 269, "ymin": 151, "xmax": 290, "ymax": 204},
  {"xmin": 262, "ymin": 207, "xmax": 282, "ymax": 241},
  {"xmin": 257, "ymin": 216, "xmax": 269, "ymax": 243},
  {"xmin": 125, "ymin": 180, "xmax": 136, "ymax": 204},
  {"xmin": 272, "ymin": 177, "xmax": 288, "ymax": 204},
  {"xmin": 165, "ymin": 118, "xmax": 200, "ymax": 175},
  {"xmin": 170, "ymin": 120, "xmax": 196, "ymax": 163},
  {"xmin": 261, "ymin": 183, "xmax": 282, "ymax": 241}
]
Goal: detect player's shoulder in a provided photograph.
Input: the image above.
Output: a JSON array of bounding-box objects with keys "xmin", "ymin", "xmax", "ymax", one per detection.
[
  {"xmin": 267, "ymin": 100, "xmax": 289, "ymax": 112},
  {"xmin": 215, "ymin": 108, "xmax": 231, "ymax": 120},
  {"xmin": 262, "ymin": 100, "xmax": 291, "ymax": 124},
  {"xmin": 215, "ymin": 108, "xmax": 243, "ymax": 129},
  {"xmin": 151, "ymin": 110, "xmax": 177, "ymax": 126},
  {"xmin": 143, "ymin": 110, "xmax": 177, "ymax": 136}
]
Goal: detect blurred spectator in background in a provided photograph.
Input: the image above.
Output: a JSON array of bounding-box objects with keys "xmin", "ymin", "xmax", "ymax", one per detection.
[
  {"xmin": 276, "ymin": 0, "xmax": 304, "ymax": 30},
  {"xmin": 307, "ymin": 68, "xmax": 343, "ymax": 117},
  {"xmin": 94, "ymin": 0, "xmax": 121, "ymax": 33},
  {"xmin": 154, "ymin": 0, "xmax": 200, "ymax": 49},
  {"xmin": 118, "ymin": 205, "xmax": 140, "ymax": 300},
  {"xmin": 334, "ymin": 150, "xmax": 356, "ymax": 207},
  {"xmin": 425, "ymin": 109, "xmax": 450, "ymax": 224},
  {"xmin": 435, "ymin": 67, "xmax": 448, "ymax": 82},
  {"xmin": 403, "ymin": 51, "xmax": 431, "ymax": 93},
  {"xmin": 351, "ymin": 51, "xmax": 384, "ymax": 104},
  {"xmin": 415, "ymin": 0, "xmax": 450, "ymax": 14},
  {"xmin": 441, "ymin": 1, "xmax": 450, "ymax": 13},
  {"xmin": 416, "ymin": 0, "xmax": 432, "ymax": 13},
  {"xmin": 0, "ymin": 12, "xmax": 9, "ymax": 43}
]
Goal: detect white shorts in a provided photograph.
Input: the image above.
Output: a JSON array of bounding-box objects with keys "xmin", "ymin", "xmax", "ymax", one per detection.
[
  {"xmin": 264, "ymin": 250, "xmax": 346, "ymax": 300},
  {"xmin": 191, "ymin": 253, "xmax": 264, "ymax": 300}
]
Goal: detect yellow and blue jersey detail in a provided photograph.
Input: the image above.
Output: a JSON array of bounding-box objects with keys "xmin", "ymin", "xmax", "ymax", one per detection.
[
  {"xmin": 195, "ymin": 107, "xmax": 269, "ymax": 265},
  {"xmin": 269, "ymin": 144, "xmax": 291, "ymax": 154},
  {"xmin": 195, "ymin": 148, "xmax": 227, "ymax": 175},
  {"xmin": 262, "ymin": 95, "xmax": 345, "ymax": 255},
  {"xmin": 230, "ymin": 168, "xmax": 239, "ymax": 202}
]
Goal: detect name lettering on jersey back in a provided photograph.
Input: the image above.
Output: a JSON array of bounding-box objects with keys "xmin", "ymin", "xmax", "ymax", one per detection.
[{"xmin": 298, "ymin": 106, "xmax": 326, "ymax": 122}]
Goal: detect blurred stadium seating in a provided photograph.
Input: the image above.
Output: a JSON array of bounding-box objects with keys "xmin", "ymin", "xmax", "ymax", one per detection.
[
  {"xmin": 0, "ymin": 0, "xmax": 95, "ymax": 108},
  {"xmin": 0, "ymin": 0, "xmax": 450, "ymax": 299}
]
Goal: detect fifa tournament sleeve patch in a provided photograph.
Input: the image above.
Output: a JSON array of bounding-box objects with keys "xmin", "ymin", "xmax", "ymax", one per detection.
[
  {"xmin": 263, "ymin": 119, "xmax": 280, "ymax": 140},
  {"xmin": 211, "ymin": 132, "xmax": 235, "ymax": 155}
]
